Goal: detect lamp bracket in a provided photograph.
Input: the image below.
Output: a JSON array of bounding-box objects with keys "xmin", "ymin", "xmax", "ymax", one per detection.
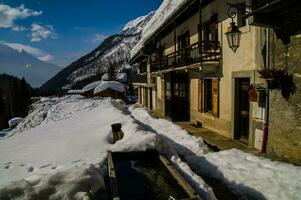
[{"xmin": 226, "ymin": 2, "xmax": 252, "ymax": 20}]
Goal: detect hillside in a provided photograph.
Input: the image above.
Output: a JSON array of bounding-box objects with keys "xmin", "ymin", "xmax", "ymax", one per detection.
[{"xmin": 41, "ymin": 11, "xmax": 155, "ymax": 92}]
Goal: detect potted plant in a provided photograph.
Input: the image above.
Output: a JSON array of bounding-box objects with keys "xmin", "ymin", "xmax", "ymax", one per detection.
[{"xmin": 257, "ymin": 67, "xmax": 296, "ymax": 100}]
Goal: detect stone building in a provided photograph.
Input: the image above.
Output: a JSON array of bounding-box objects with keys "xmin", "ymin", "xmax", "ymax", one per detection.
[{"xmin": 130, "ymin": 0, "xmax": 301, "ymax": 164}]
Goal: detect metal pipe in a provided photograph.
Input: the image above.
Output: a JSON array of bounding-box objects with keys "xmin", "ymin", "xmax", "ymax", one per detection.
[{"xmin": 261, "ymin": 28, "xmax": 270, "ymax": 153}]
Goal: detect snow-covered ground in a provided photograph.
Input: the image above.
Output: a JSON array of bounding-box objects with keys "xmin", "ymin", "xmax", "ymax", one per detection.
[{"xmin": 0, "ymin": 96, "xmax": 300, "ymax": 199}]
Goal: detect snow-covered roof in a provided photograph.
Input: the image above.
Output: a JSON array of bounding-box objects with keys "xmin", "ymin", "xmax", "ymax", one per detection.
[
  {"xmin": 101, "ymin": 73, "xmax": 127, "ymax": 82},
  {"xmin": 67, "ymin": 90, "xmax": 84, "ymax": 95},
  {"xmin": 82, "ymin": 81, "xmax": 102, "ymax": 91},
  {"xmin": 131, "ymin": 0, "xmax": 191, "ymax": 58},
  {"xmin": 94, "ymin": 81, "xmax": 125, "ymax": 94}
]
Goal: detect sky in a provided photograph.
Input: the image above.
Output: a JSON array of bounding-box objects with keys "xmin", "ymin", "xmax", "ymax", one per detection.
[{"xmin": 0, "ymin": 0, "xmax": 162, "ymax": 67}]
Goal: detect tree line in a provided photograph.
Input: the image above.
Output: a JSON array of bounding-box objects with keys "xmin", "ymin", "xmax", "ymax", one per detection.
[{"xmin": 0, "ymin": 74, "xmax": 33, "ymax": 129}]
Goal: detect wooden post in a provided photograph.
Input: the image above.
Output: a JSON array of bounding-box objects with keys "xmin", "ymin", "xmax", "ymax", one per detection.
[{"xmin": 111, "ymin": 123, "xmax": 124, "ymax": 143}]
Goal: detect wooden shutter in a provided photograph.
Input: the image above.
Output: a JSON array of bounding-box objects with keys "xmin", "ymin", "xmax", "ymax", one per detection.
[
  {"xmin": 198, "ymin": 79, "xmax": 203, "ymax": 112},
  {"xmin": 212, "ymin": 78, "xmax": 219, "ymax": 117},
  {"xmin": 161, "ymin": 79, "xmax": 165, "ymax": 99}
]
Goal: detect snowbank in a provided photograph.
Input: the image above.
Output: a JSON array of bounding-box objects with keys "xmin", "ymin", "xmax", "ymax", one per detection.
[
  {"xmin": 131, "ymin": 0, "xmax": 190, "ymax": 58},
  {"xmin": 189, "ymin": 149, "xmax": 301, "ymax": 200},
  {"xmin": 0, "ymin": 164, "xmax": 105, "ymax": 200},
  {"xmin": 8, "ymin": 117, "xmax": 23, "ymax": 128},
  {"xmin": 2, "ymin": 97, "xmax": 301, "ymax": 200},
  {"xmin": 94, "ymin": 81, "xmax": 125, "ymax": 94},
  {"xmin": 129, "ymin": 106, "xmax": 301, "ymax": 200},
  {"xmin": 0, "ymin": 96, "xmax": 129, "ymax": 199},
  {"xmin": 129, "ymin": 105, "xmax": 210, "ymax": 157}
]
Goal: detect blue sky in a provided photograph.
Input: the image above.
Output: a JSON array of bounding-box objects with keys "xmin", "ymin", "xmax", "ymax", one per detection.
[{"xmin": 0, "ymin": 0, "xmax": 162, "ymax": 66}]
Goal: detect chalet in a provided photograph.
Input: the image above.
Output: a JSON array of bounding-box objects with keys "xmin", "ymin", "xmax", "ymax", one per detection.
[
  {"xmin": 94, "ymin": 81, "xmax": 125, "ymax": 99},
  {"xmin": 130, "ymin": 0, "xmax": 301, "ymax": 164}
]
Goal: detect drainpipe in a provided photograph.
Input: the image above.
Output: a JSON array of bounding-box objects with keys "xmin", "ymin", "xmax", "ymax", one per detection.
[{"xmin": 261, "ymin": 28, "xmax": 270, "ymax": 153}]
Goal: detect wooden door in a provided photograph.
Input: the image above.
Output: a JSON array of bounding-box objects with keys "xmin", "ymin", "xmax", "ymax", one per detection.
[{"xmin": 235, "ymin": 78, "xmax": 250, "ymax": 142}]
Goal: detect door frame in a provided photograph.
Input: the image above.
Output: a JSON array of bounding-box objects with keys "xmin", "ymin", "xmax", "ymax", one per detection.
[{"xmin": 234, "ymin": 78, "xmax": 250, "ymax": 142}]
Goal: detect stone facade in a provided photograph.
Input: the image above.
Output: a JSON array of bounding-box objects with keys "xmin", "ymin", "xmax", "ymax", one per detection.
[{"xmin": 268, "ymin": 33, "xmax": 301, "ymax": 164}]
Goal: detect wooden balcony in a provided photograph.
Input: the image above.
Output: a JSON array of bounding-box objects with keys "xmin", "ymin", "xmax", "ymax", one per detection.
[{"xmin": 151, "ymin": 41, "xmax": 221, "ymax": 72}]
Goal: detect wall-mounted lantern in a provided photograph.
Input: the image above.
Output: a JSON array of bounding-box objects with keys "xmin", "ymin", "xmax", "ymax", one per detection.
[{"xmin": 225, "ymin": 4, "xmax": 242, "ymax": 53}]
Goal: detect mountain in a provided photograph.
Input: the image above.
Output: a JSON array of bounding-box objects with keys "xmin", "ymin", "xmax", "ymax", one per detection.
[
  {"xmin": 41, "ymin": 11, "xmax": 155, "ymax": 92},
  {"xmin": 0, "ymin": 44, "xmax": 60, "ymax": 88}
]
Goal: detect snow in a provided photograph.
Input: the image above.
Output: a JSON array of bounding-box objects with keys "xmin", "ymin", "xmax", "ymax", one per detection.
[
  {"xmin": 0, "ymin": 96, "xmax": 129, "ymax": 199},
  {"xmin": 67, "ymin": 89, "xmax": 85, "ymax": 94},
  {"xmin": 94, "ymin": 81, "xmax": 125, "ymax": 94},
  {"xmin": 122, "ymin": 11, "xmax": 156, "ymax": 35},
  {"xmin": 8, "ymin": 117, "xmax": 24, "ymax": 128},
  {"xmin": 1, "ymin": 97, "xmax": 301, "ymax": 199},
  {"xmin": 131, "ymin": 0, "xmax": 189, "ymax": 58},
  {"xmin": 82, "ymin": 81, "xmax": 102, "ymax": 92},
  {"xmin": 130, "ymin": 106, "xmax": 301, "ymax": 200},
  {"xmin": 189, "ymin": 149, "xmax": 301, "ymax": 200}
]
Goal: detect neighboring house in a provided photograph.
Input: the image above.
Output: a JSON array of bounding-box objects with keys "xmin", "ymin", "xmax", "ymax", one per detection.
[
  {"xmin": 94, "ymin": 81, "xmax": 125, "ymax": 99},
  {"xmin": 130, "ymin": 0, "xmax": 301, "ymax": 164},
  {"xmin": 67, "ymin": 80, "xmax": 125, "ymax": 100},
  {"xmin": 81, "ymin": 81, "xmax": 102, "ymax": 97}
]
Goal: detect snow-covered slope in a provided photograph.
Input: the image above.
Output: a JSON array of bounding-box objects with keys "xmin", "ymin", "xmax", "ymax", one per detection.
[
  {"xmin": 0, "ymin": 97, "xmax": 301, "ymax": 199},
  {"xmin": 41, "ymin": 11, "xmax": 155, "ymax": 91},
  {"xmin": 131, "ymin": 0, "xmax": 190, "ymax": 58},
  {"xmin": 0, "ymin": 44, "xmax": 60, "ymax": 87}
]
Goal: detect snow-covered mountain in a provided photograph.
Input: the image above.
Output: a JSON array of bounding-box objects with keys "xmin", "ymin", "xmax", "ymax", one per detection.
[
  {"xmin": 41, "ymin": 11, "xmax": 155, "ymax": 91},
  {"xmin": 0, "ymin": 44, "xmax": 60, "ymax": 87}
]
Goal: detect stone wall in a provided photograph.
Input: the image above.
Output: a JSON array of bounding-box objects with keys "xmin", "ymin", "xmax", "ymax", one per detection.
[{"xmin": 268, "ymin": 33, "xmax": 301, "ymax": 165}]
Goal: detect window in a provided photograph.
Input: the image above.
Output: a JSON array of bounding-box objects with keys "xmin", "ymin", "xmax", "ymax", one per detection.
[
  {"xmin": 204, "ymin": 79, "xmax": 213, "ymax": 113},
  {"xmin": 178, "ymin": 31, "xmax": 190, "ymax": 64},
  {"xmin": 202, "ymin": 14, "xmax": 218, "ymax": 50},
  {"xmin": 165, "ymin": 82, "xmax": 171, "ymax": 99},
  {"xmin": 174, "ymin": 83, "xmax": 187, "ymax": 98},
  {"xmin": 139, "ymin": 62, "xmax": 147, "ymax": 74},
  {"xmin": 203, "ymin": 78, "xmax": 219, "ymax": 117}
]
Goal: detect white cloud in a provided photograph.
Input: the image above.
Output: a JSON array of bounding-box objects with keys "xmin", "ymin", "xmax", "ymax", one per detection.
[
  {"xmin": 29, "ymin": 23, "xmax": 57, "ymax": 42},
  {"xmin": 93, "ymin": 34, "xmax": 107, "ymax": 43},
  {"xmin": 0, "ymin": 4, "xmax": 42, "ymax": 29},
  {"xmin": 11, "ymin": 25, "xmax": 27, "ymax": 32},
  {"xmin": 2, "ymin": 42, "xmax": 53, "ymax": 62},
  {"xmin": 38, "ymin": 54, "xmax": 53, "ymax": 62}
]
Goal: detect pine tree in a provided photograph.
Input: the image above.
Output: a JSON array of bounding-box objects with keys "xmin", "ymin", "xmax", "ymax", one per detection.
[
  {"xmin": 107, "ymin": 62, "xmax": 117, "ymax": 81},
  {"xmin": 19, "ymin": 78, "xmax": 31, "ymax": 117}
]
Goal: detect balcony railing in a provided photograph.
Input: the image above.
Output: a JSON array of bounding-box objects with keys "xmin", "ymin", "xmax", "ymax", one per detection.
[{"xmin": 151, "ymin": 41, "xmax": 221, "ymax": 72}]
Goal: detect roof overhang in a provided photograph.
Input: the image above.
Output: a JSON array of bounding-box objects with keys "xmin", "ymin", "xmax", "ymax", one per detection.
[{"xmin": 247, "ymin": 0, "xmax": 301, "ymax": 44}]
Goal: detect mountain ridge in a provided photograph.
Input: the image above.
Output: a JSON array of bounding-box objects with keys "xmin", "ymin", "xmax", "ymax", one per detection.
[
  {"xmin": 0, "ymin": 44, "xmax": 60, "ymax": 87},
  {"xmin": 41, "ymin": 11, "xmax": 155, "ymax": 91}
]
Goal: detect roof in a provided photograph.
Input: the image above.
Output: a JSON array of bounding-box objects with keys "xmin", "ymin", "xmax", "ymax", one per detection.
[
  {"xmin": 101, "ymin": 73, "xmax": 128, "ymax": 83},
  {"xmin": 94, "ymin": 81, "xmax": 125, "ymax": 94},
  {"xmin": 130, "ymin": 0, "xmax": 194, "ymax": 60},
  {"xmin": 82, "ymin": 81, "xmax": 102, "ymax": 91}
]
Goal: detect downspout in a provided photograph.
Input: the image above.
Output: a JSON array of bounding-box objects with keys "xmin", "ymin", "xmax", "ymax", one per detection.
[{"xmin": 261, "ymin": 28, "xmax": 270, "ymax": 153}]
